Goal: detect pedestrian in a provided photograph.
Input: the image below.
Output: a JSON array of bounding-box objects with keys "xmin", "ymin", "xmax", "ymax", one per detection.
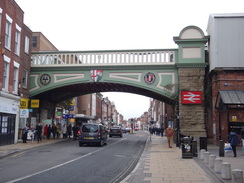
[
  {"xmin": 52, "ymin": 124, "xmax": 57, "ymax": 139},
  {"xmin": 165, "ymin": 125, "xmax": 174, "ymax": 148},
  {"xmin": 161, "ymin": 127, "xmax": 164, "ymax": 137},
  {"xmin": 72, "ymin": 124, "xmax": 79, "ymax": 140},
  {"xmin": 62, "ymin": 124, "xmax": 67, "ymax": 138},
  {"xmin": 67, "ymin": 124, "xmax": 72, "ymax": 138},
  {"xmin": 22, "ymin": 125, "xmax": 28, "ymax": 143},
  {"xmin": 47, "ymin": 124, "xmax": 52, "ymax": 139},
  {"xmin": 43, "ymin": 124, "xmax": 48, "ymax": 139},
  {"xmin": 56, "ymin": 123, "xmax": 61, "ymax": 139},
  {"xmin": 36, "ymin": 122, "xmax": 43, "ymax": 143},
  {"xmin": 228, "ymin": 129, "xmax": 240, "ymax": 157},
  {"xmin": 240, "ymin": 128, "xmax": 244, "ymax": 156}
]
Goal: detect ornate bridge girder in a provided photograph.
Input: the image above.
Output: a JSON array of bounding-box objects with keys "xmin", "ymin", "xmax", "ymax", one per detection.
[{"xmin": 30, "ymin": 64, "xmax": 178, "ymax": 104}]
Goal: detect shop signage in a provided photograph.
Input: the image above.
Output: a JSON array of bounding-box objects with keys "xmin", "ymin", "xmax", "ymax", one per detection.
[
  {"xmin": 20, "ymin": 109, "xmax": 29, "ymax": 118},
  {"xmin": 181, "ymin": 91, "xmax": 202, "ymax": 104},
  {"xmin": 31, "ymin": 99, "xmax": 39, "ymax": 108},
  {"xmin": 20, "ymin": 98, "xmax": 29, "ymax": 109},
  {"xmin": 0, "ymin": 103, "xmax": 18, "ymax": 114},
  {"xmin": 62, "ymin": 114, "xmax": 74, "ymax": 118}
]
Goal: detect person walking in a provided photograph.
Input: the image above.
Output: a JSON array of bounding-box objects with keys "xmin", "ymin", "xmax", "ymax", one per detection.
[
  {"xmin": 228, "ymin": 129, "xmax": 240, "ymax": 157},
  {"xmin": 240, "ymin": 128, "xmax": 244, "ymax": 156},
  {"xmin": 52, "ymin": 124, "xmax": 57, "ymax": 139},
  {"xmin": 36, "ymin": 123, "xmax": 43, "ymax": 143},
  {"xmin": 72, "ymin": 125, "xmax": 79, "ymax": 140},
  {"xmin": 22, "ymin": 125, "xmax": 28, "ymax": 143},
  {"xmin": 67, "ymin": 124, "xmax": 72, "ymax": 138},
  {"xmin": 47, "ymin": 124, "xmax": 52, "ymax": 139},
  {"xmin": 165, "ymin": 125, "xmax": 174, "ymax": 148},
  {"xmin": 43, "ymin": 124, "xmax": 48, "ymax": 139},
  {"xmin": 62, "ymin": 124, "xmax": 67, "ymax": 138}
]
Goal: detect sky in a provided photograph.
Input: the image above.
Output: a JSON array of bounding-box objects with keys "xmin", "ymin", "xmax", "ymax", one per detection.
[{"xmin": 15, "ymin": 0, "xmax": 243, "ymax": 120}]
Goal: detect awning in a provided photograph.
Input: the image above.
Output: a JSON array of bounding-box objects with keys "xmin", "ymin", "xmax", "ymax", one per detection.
[{"xmin": 216, "ymin": 90, "xmax": 244, "ymax": 109}]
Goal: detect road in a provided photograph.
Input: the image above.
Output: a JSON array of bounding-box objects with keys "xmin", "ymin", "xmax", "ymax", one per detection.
[{"xmin": 0, "ymin": 131, "xmax": 148, "ymax": 183}]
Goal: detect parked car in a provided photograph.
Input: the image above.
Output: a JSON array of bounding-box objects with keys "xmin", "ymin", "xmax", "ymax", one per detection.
[
  {"xmin": 109, "ymin": 126, "xmax": 123, "ymax": 137},
  {"xmin": 78, "ymin": 123, "xmax": 108, "ymax": 146},
  {"xmin": 134, "ymin": 127, "xmax": 139, "ymax": 131},
  {"xmin": 122, "ymin": 128, "xmax": 127, "ymax": 133}
]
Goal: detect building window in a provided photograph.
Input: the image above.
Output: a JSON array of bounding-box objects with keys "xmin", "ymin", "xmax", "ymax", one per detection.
[
  {"xmin": 32, "ymin": 36, "xmax": 37, "ymax": 48},
  {"xmin": 1, "ymin": 116, "xmax": 9, "ymax": 133},
  {"xmin": 23, "ymin": 69, "xmax": 28, "ymax": 89},
  {"xmin": 14, "ymin": 24, "xmax": 21, "ymax": 56},
  {"xmin": 3, "ymin": 55, "xmax": 10, "ymax": 91},
  {"xmin": 0, "ymin": 8, "xmax": 2, "ymax": 36},
  {"xmin": 24, "ymin": 36, "xmax": 30, "ymax": 54},
  {"xmin": 5, "ymin": 14, "xmax": 12, "ymax": 50},
  {"xmin": 13, "ymin": 61, "xmax": 19, "ymax": 94}
]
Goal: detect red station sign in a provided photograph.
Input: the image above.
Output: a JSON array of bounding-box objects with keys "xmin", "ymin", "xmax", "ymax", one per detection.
[{"xmin": 181, "ymin": 91, "xmax": 202, "ymax": 104}]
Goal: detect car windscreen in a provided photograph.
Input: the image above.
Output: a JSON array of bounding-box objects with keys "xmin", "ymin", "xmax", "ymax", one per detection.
[
  {"xmin": 82, "ymin": 125, "xmax": 99, "ymax": 132},
  {"xmin": 111, "ymin": 127, "xmax": 120, "ymax": 130}
]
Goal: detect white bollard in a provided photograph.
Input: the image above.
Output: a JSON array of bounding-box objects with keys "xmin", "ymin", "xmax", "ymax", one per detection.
[
  {"xmin": 209, "ymin": 155, "xmax": 216, "ymax": 168},
  {"xmin": 221, "ymin": 162, "xmax": 231, "ymax": 180},
  {"xmin": 204, "ymin": 152, "xmax": 210, "ymax": 164},
  {"xmin": 232, "ymin": 169, "xmax": 243, "ymax": 183},
  {"xmin": 214, "ymin": 158, "xmax": 223, "ymax": 173},
  {"xmin": 200, "ymin": 149, "xmax": 206, "ymax": 160}
]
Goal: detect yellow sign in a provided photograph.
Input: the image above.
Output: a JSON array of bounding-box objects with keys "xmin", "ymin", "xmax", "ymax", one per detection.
[
  {"xmin": 231, "ymin": 116, "xmax": 237, "ymax": 122},
  {"xmin": 31, "ymin": 99, "xmax": 40, "ymax": 108},
  {"xmin": 20, "ymin": 98, "xmax": 29, "ymax": 109}
]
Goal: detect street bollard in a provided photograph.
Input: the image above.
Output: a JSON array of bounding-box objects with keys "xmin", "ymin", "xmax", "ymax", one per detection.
[
  {"xmin": 214, "ymin": 158, "xmax": 223, "ymax": 173},
  {"xmin": 204, "ymin": 152, "xmax": 210, "ymax": 164},
  {"xmin": 219, "ymin": 140, "xmax": 225, "ymax": 157},
  {"xmin": 221, "ymin": 162, "xmax": 231, "ymax": 180},
  {"xmin": 200, "ymin": 149, "xmax": 206, "ymax": 160},
  {"xmin": 209, "ymin": 154, "xmax": 216, "ymax": 168},
  {"xmin": 232, "ymin": 169, "xmax": 243, "ymax": 183}
]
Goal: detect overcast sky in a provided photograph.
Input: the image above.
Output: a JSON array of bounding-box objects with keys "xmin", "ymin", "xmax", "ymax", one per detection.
[{"xmin": 15, "ymin": 0, "xmax": 243, "ymax": 120}]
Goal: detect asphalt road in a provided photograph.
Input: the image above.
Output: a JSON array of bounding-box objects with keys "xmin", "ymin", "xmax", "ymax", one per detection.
[{"xmin": 0, "ymin": 131, "xmax": 148, "ymax": 183}]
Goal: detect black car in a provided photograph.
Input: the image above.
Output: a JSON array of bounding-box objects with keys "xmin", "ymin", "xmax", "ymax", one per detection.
[
  {"xmin": 78, "ymin": 123, "xmax": 108, "ymax": 146},
  {"xmin": 109, "ymin": 126, "xmax": 123, "ymax": 137}
]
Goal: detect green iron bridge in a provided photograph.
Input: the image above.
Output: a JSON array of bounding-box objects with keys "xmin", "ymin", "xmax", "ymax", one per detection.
[{"xmin": 29, "ymin": 25, "xmax": 209, "ymax": 139}]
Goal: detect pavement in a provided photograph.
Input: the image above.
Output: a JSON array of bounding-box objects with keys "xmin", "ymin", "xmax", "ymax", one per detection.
[{"xmin": 0, "ymin": 134, "xmax": 244, "ymax": 183}]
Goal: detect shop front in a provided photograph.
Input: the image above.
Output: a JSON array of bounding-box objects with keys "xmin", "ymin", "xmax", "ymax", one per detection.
[
  {"xmin": 216, "ymin": 90, "xmax": 244, "ymax": 143},
  {"xmin": 0, "ymin": 96, "xmax": 19, "ymax": 146}
]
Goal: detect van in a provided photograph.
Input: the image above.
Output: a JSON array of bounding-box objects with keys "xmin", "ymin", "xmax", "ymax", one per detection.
[{"xmin": 78, "ymin": 123, "xmax": 108, "ymax": 147}]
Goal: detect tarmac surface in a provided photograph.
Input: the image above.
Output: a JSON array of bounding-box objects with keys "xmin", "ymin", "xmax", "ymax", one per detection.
[{"xmin": 0, "ymin": 133, "xmax": 243, "ymax": 183}]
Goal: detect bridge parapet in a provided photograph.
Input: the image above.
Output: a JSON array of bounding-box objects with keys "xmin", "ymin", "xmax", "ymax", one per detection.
[{"xmin": 31, "ymin": 49, "xmax": 176, "ymax": 66}]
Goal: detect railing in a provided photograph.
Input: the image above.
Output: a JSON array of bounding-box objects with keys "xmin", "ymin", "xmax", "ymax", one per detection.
[{"xmin": 31, "ymin": 49, "xmax": 176, "ymax": 66}]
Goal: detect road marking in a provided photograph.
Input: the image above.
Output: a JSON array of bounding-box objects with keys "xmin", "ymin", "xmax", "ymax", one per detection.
[{"xmin": 6, "ymin": 138, "xmax": 126, "ymax": 183}]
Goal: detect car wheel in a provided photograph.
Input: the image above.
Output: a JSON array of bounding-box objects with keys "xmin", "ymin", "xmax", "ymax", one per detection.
[
  {"xmin": 109, "ymin": 135, "xmax": 112, "ymax": 137},
  {"xmin": 98, "ymin": 140, "xmax": 103, "ymax": 147},
  {"xmin": 79, "ymin": 142, "xmax": 83, "ymax": 147}
]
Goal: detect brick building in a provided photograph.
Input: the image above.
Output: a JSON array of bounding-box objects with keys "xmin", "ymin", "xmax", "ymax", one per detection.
[
  {"xmin": 0, "ymin": 0, "xmax": 32, "ymax": 145},
  {"xmin": 206, "ymin": 13, "xmax": 244, "ymax": 144}
]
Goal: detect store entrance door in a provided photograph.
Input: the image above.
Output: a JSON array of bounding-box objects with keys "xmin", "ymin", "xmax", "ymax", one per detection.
[{"xmin": 0, "ymin": 113, "xmax": 16, "ymax": 146}]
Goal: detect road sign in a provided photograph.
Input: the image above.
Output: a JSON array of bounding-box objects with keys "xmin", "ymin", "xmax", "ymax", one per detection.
[{"xmin": 181, "ymin": 91, "xmax": 202, "ymax": 104}]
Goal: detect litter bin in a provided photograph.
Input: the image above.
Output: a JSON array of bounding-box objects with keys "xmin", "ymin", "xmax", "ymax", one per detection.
[{"xmin": 181, "ymin": 137, "xmax": 193, "ymax": 158}]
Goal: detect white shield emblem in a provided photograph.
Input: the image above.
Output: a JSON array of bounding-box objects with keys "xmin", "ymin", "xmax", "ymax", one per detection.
[{"xmin": 90, "ymin": 70, "xmax": 103, "ymax": 82}]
